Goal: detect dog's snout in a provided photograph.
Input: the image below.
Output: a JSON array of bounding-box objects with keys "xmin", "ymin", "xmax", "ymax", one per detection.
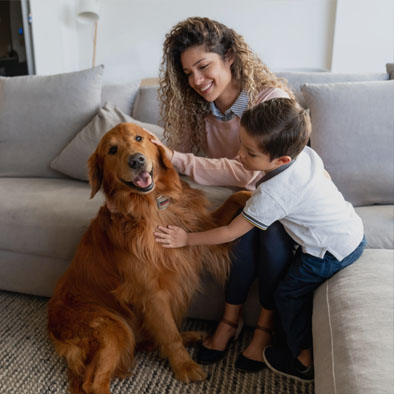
[{"xmin": 128, "ymin": 153, "xmax": 145, "ymax": 169}]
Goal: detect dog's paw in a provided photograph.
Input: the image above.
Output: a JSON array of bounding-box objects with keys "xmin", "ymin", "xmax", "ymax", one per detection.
[
  {"xmin": 174, "ymin": 360, "xmax": 206, "ymax": 383},
  {"xmin": 181, "ymin": 330, "xmax": 208, "ymax": 347}
]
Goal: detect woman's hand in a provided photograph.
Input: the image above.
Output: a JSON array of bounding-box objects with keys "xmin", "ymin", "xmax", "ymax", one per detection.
[
  {"xmin": 150, "ymin": 137, "xmax": 174, "ymax": 161},
  {"xmin": 154, "ymin": 225, "xmax": 188, "ymax": 248}
]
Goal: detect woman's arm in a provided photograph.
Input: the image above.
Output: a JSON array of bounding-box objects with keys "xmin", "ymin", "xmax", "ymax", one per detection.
[
  {"xmin": 150, "ymin": 140, "xmax": 262, "ymax": 190},
  {"xmin": 154, "ymin": 213, "xmax": 254, "ymax": 248},
  {"xmin": 151, "ymin": 129, "xmax": 261, "ymax": 190},
  {"xmin": 171, "ymin": 151, "xmax": 262, "ymax": 190}
]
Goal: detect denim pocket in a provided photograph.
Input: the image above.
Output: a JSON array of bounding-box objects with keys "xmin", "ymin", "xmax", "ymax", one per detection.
[{"xmin": 340, "ymin": 236, "xmax": 366, "ymax": 270}]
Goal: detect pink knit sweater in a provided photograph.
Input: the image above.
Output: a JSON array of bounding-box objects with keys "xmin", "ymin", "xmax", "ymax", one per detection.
[{"xmin": 171, "ymin": 87, "xmax": 290, "ymax": 190}]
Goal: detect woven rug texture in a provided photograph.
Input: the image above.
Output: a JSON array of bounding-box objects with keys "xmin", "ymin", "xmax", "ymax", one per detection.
[{"xmin": 0, "ymin": 290, "xmax": 314, "ymax": 394}]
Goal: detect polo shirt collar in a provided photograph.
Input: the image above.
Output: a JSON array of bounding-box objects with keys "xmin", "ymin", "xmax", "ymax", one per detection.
[
  {"xmin": 210, "ymin": 91, "xmax": 249, "ymax": 121},
  {"xmin": 256, "ymin": 159, "xmax": 296, "ymax": 188}
]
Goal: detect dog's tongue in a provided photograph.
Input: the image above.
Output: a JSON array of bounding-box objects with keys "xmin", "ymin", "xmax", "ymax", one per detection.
[{"xmin": 133, "ymin": 171, "xmax": 152, "ymax": 188}]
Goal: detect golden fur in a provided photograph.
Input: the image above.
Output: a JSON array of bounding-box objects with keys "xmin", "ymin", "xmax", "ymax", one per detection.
[{"xmin": 48, "ymin": 123, "xmax": 250, "ymax": 394}]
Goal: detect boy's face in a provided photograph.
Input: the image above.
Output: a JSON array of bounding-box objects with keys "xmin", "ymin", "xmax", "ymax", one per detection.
[{"xmin": 238, "ymin": 126, "xmax": 291, "ymax": 173}]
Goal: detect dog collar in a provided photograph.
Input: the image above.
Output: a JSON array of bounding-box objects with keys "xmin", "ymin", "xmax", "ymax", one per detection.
[{"xmin": 156, "ymin": 195, "xmax": 170, "ymax": 210}]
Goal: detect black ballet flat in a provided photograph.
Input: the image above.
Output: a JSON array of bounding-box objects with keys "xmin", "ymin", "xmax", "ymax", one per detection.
[
  {"xmin": 235, "ymin": 353, "xmax": 266, "ymax": 372},
  {"xmin": 196, "ymin": 318, "xmax": 243, "ymax": 365},
  {"xmin": 235, "ymin": 324, "xmax": 273, "ymax": 372}
]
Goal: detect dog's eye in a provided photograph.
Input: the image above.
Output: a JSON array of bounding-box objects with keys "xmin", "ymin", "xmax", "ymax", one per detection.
[
  {"xmin": 108, "ymin": 145, "xmax": 118, "ymax": 155},
  {"xmin": 135, "ymin": 136, "xmax": 143, "ymax": 142}
]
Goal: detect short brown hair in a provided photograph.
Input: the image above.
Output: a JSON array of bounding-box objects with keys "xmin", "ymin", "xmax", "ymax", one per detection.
[{"xmin": 240, "ymin": 98, "xmax": 311, "ymax": 160}]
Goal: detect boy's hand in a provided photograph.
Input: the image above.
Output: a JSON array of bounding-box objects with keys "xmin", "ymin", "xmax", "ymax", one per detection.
[{"xmin": 154, "ymin": 225, "xmax": 188, "ymax": 248}]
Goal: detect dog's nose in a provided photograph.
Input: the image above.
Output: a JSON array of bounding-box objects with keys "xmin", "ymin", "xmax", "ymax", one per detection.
[{"xmin": 128, "ymin": 153, "xmax": 145, "ymax": 169}]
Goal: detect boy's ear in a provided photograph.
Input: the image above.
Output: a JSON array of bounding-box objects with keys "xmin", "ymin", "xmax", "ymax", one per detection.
[{"xmin": 275, "ymin": 156, "xmax": 292, "ymax": 166}]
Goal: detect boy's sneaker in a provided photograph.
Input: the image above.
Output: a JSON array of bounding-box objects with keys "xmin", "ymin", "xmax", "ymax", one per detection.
[{"xmin": 263, "ymin": 345, "xmax": 314, "ymax": 383}]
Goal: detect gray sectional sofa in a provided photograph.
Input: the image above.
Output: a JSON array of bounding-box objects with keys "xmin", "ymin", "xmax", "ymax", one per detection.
[{"xmin": 0, "ymin": 64, "xmax": 393, "ymax": 394}]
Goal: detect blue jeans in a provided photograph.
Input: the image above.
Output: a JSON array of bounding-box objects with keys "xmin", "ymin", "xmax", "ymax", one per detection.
[{"xmin": 275, "ymin": 236, "xmax": 366, "ymax": 358}]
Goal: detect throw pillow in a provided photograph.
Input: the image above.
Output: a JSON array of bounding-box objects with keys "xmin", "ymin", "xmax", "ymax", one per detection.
[
  {"xmin": 302, "ymin": 80, "xmax": 394, "ymax": 207},
  {"xmin": 50, "ymin": 103, "xmax": 164, "ymax": 181},
  {"xmin": 0, "ymin": 66, "xmax": 104, "ymax": 178},
  {"xmin": 276, "ymin": 71, "xmax": 389, "ymax": 108},
  {"xmin": 132, "ymin": 84, "xmax": 163, "ymax": 126},
  {"xmin": 101, "ymin": 80, "xmax": 140, "ymax": 115}
]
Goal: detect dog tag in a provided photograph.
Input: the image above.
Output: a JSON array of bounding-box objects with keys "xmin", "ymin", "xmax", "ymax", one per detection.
[{"xmin": 156, "ymin": 195, "xmax": 170, "ymax": 210}]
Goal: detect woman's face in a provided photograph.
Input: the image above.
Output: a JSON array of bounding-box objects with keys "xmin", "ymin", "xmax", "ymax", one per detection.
[{"xmin": 180, "ymin": 45, "xmax": 238, "ymax": 110}]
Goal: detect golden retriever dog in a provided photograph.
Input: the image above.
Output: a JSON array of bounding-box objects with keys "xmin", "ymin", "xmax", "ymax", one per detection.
[{"xmin": 48, "ymin": 123, "xmax": 250, "ymax": 394}]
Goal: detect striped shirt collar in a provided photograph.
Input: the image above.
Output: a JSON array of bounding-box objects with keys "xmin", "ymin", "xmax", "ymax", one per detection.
[{"xmin": 210, "ymin": 91, "xmax": 249, "ymax": 121}]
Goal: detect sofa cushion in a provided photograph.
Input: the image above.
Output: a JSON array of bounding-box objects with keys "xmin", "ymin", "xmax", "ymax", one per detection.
[
  {"xmin": 0, "ymin": 66, "xmax": 104, "ymax": 178},
  {"xmin": 50, "ymin": 103, "xmax": 164, "ymax": 181},
  {"xmin": 132, "ymin": 84, "xmax": 164, "ymax": 126},
  {"xmin": 0, "ymin": 178, "xmax": 104, "ymax": 261},
  {"xmin": 276, "ymin": 70, "xmax": 389, "ymax": 108},
  {"xmin": 355, "ymin": 205, "xmax": 394, "ymax": 250},
  {"xmin": 101, "ymin": 80, "xmax": 140, "ymax": 115},
  {"xmin": 302, "ymin": 80, "xmax": 394, "ymax": 206},
  {"xmin": 0, "ymin": 249, "xmax": 70, "ymax": 297},
  {"xmin": 0, "ymin": 176, "xmax": 236, "ymax": 298},
  {"xmin": 313, "ymin": 248, "xmax": 393, "ymax": 394}
]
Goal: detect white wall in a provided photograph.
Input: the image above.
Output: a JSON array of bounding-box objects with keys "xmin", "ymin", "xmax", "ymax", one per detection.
[
  {"xmin": 331, "ymin": 0, "xmax": 394, "ymax": 72},
  {"xmin": 30, "ymin": 0, "xmax": 394, "ymax": 83},
  {"xmin": 78, "ymin": 0, "xmax": 337, "ymax": 83}
]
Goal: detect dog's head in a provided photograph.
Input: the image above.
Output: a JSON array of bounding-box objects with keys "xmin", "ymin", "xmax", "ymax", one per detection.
[{"xmin": 88, "ymin": 123, "xmax": 175, "ymax": 200}]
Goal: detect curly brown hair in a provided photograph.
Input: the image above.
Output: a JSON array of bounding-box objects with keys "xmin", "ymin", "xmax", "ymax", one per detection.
[{"xmin": 159, "ymin": 17, "xmax": 294, "ymax": 154}]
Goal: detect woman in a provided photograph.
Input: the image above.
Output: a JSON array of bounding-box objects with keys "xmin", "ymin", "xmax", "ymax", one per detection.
[{"xmin": 156, "ymin": 17, "xmax": 295, "ymax": 371}]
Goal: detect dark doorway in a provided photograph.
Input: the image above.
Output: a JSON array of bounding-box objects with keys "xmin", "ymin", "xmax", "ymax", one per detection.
[{"xmin": 0, "ymin": 0, "xmax": 35, "ymax": 76}]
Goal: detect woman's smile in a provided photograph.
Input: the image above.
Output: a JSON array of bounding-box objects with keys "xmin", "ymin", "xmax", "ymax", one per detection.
[
  {"xmin": 199, "ymin": 81, "xmax": 213, "ymax": 94},
  {"xmin": 180, "ymin": 45, "xmax": 238, "ymax": 111}
]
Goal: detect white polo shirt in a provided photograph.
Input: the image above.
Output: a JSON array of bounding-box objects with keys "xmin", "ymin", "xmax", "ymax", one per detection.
[{"xmin": 242, "ymin": 146, "xmax": 364, "ymax": 261}]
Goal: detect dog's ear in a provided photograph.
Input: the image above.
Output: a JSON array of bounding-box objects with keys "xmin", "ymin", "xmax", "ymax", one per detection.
[
  {"xmin": 157, "ymin": 144, "xmax": 173, "ymax": 170},
  {"xmin": 88, "ymin": 151, "xmax": 103, "ymax": 198}
]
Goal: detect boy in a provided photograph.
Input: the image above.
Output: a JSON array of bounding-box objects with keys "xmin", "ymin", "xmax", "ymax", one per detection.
[{"xmin": 154, "ymin": 98, "xmax": 365, "ymax": 382}]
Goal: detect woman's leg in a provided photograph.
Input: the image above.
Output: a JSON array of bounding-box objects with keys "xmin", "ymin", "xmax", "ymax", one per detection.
[
  {"xmin": 241, "ymin": 222, "xmax": 295, "ymax": 362},
  {"xmin": 240, "ymin": 307, "xmax": 275, "ymax": 362},
  {"xmin": 202, "ymin": 227, "xmax": 260, "ymax": 351}
]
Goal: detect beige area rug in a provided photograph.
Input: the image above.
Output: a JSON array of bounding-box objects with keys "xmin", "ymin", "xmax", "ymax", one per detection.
[{"xmin": 0, "ymin": 290, "xmax": 314, "ymax": 394}]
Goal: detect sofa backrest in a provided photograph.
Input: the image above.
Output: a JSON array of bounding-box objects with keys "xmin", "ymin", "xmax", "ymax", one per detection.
[
  {"xmin": 276, "ymin": 71, "xmax": 389, "ymax": 108},
  {"xmin": 131, "ymin": 65, "xmax": 392, "ymax": 126},
  {"xmin": 129, "ymin": 64, "xmax": 394, "ymax": 207}
]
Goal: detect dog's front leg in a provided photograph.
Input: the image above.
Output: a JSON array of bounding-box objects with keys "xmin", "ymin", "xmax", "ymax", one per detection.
[{"xmin": 144, "ymin": 290, "xmax": 206, "ymax": 383}]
